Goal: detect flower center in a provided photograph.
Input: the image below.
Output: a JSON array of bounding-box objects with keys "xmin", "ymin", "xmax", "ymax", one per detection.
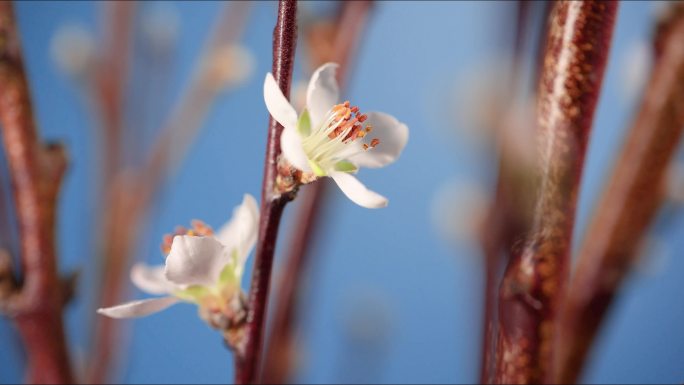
[
  {"xmin": 160, "ymin": 220, "xmax": 214, "ymax": 255},
  {"xmin": 302, "ymin": 101, "xmax": 379, "ymax": 172}
]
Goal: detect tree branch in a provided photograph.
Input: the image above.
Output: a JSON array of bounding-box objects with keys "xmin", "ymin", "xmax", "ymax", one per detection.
[
  {"xmin": 556, "ymin": 6, "xmax": 684, "ymax": 383},
  {"xmin": 235, "ymin": 1, "xmax": 297, "ymax": 383},
  {"xmin": 0, "ymin": 2, "xmax": 73, "ymax": 382},
  {"xmin": 87, "ymin": 3, "xmax": 253, "ymax": 383},
  {"xmin": 260, "ymin": 2, "xmax": 373, "ymax": 383},
  {"xmin": 478, "ymin": 2, "xmax": 539, "ymax": 382},
  {"xmin": 493, "ymin": 2, "xmax": 617, "ymax": 383}
]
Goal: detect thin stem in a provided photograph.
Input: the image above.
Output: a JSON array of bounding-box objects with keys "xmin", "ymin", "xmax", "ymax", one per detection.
[
  {"xmin": 493, "ymin": 2, "xmax": 617, "ymax": 383},
  {"xmin": 260, "ymin": 2, "xmax": 373, "ymax": 383},
  {"xmin": 556, "ymin": 7, "xmax": 684, "ymax": 383},
  {"xmin": 478, "ymin": 2, "xmax": 534, "ymax": 382},
  {"xmin": 0, "ymin": 2, "xmax": 73, "ymax": 383},
  {"xmin": 235, "ymin": 1, "xmax": 297, "ymax": 383},
  {"xmin": 259, "ymin": 180, "xmax": 327, "ymax": 384},
  {"xmin": 87, "ymin": 3, "xmax": 252, "ymax": 383},
  {"xmin": 86, "ymin": 4, "xmax": 136, "ymax": 383}
]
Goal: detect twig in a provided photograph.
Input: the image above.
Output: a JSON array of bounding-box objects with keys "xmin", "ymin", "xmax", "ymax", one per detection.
[
  {"xmin": 87, "ymin": 3, "xmax": 253, "ymax": 383},
  {"xmin": 259, "ymin": 181, "xmax": 328, "ymax": 384},
  {"xmin": 235, "ymin": 1, "xmax": 297, "ymax": 383},
  {"xmin": 260, "ymin": 2, "xmax": 373, "ymax": 383},
  {"xmin": 555, "ymin": 7, "xmax": 684, "ymax": 383},
  {"xmin": 478, "ymin": 2, "xmax": 536, "ymax": 382},
  {"xmin": 86, "ymin": 4, "xmax": 136, "ymax": 382},
  {"xmin": 0, "ymin": 2, "xmax": 73, "ymax": 383},
  {"xmin": 493, "ymin": 2, "xmax": 617, "ymax": 383},
  {"xmin": 94, "ymin": 1, "xmax": 135, "ymax": 182}
]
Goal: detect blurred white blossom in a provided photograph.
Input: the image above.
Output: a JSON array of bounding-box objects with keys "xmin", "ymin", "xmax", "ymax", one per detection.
[
  {"xmin": 621, "ymin": 40, "xmax": 652, "ymax": 104},
  {"xmin": 430, "ymin": 179, "xmax": 491, "ymax": 246},
  {"xmin": 140, "ymin": 2, "xmax": 180, "ymax": 55},
  {"xmin": 202, "ymin": 44, "xmax": 255, "ymax": 92},
  {"xmin": 51, "ymin": 23, "xmax": 96, "ymax": 78}
]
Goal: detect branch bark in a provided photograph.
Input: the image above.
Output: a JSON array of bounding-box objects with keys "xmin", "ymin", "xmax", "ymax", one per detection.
[
  {"xmin": 260, "ymin": 2, "xmax": 373, "ymax": 383},
  {"xmin": 479, "ymin": 2, "xmax": 538, "ymax": 382},
  {"xmin": 493, "ymin": 2, "xmax": 617, "ymax": 383},
  {"xmin": 0, "ymin": 2, "xmax": 73, "ymax": 383},
  {"xmin": 87, "ymin": 3, "xmax": 252, "ymax": 383},
  {"xmin": 234, "ymin": 1, "xmax": 297, "ymax": 383},
  {"xmin": 556, "ymin": 7, "xmax": 684, "ymax": 383}
]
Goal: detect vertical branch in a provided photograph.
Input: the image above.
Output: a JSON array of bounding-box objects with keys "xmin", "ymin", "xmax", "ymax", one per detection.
[
  {"xmin": 259, "ymin": 180, "xmax": 327, "ymax": 384},
  {"xmin": 95, "ymin": 1, "xmax": 134, "ymax": 181},
  {"xmin": 494, "ymin": 2, "xmax": 617, "ymax": 384},
  {"xmin": 260, "ymin": 2, "xmax": 373, "ymax": 383},
  {"xmin": 0, "ymin": 2, "xmax": 73, "ymax": 383},
  {"xmin": 88, "ymin": 3, "xmax": 253, "ymax": 383},
  {"xmin": 235, "ymin": 1, "xmax": 297, "ymax": 383},
  {"xmin": 556, "ymin": 9, "xmax": 684, "ymax": 384},
  {"xmin": 86, "ymin": 4, "xmax": 136, "ymax": 383},
  {"xmin": 479, "ymin": 2, "xmax": 535, "ymax": 382}
]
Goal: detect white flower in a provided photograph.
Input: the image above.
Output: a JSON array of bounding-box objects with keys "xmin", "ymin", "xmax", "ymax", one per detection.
[
  {"xmin": 97, "ymin": 194, "xmax": 258, "ymax": 321},
  {"xmin": 264, "ymin": 63, "xmax": 409, "ymax": 208},
  {"xmin": 51, "ymin": 24, "xmax": 96, "ymax": 78}
]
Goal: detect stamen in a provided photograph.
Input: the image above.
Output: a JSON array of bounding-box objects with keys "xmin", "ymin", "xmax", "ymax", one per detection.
[
  {"xmin": 302, "ymin": 101, "xmax": 380, "ymax": 172},
  {"xmin": 160, "ymin": 220, "xmax": 215, "ymax": 255}
]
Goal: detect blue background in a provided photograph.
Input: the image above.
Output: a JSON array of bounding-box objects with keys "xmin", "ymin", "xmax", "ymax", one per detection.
[{"xmin": 1, "ymin": 1, "xmax": 683, "ymax": 383}]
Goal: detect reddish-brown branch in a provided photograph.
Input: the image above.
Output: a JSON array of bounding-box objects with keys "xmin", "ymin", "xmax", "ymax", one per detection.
[
  {"xmin": 95, "ymin": 1, "xmax": 135, "ymax": 182},
  {"xmin": 478, "ymin": 2, "xmax": 536, "ymax": 382},
  {"xmin": 143, "ymin": 1, "xmax": 252, "ymax": 188},
  {"xmin": 555, "ymin": 9, "xmax": 684, "ymax": 384},
  {"xmin": 259, "ymin": 180, "xmax": 328, "ymax": 384},
  {"xmin": 0, "ymin": 2, "xmax": 73, "ymax": 383},
  {"xmin": 235, "ymin": 1, "xmax": 297, "ymax": 383},
  {"xmin": 260, "ymin": 2, "xmax": 373, "ymax": 383},
  {"xmin": 86, "ymin": 4, "xmax": 136, "ymax": 383},
  {"xmin": 493, "ymin": 2, "xmax": 617, "ymax": 384},
  {"xmin": 87, "ymin": 3, "xmax": 253, "ymax": 383}
]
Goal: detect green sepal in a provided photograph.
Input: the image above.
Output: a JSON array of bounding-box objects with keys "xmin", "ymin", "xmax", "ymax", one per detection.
[
  {"xmin": 219, "ymin": 250, "xmax": 240, "ymax": 286},
  {"xmin": 334, "ymin": 161, "xmax": 358, "ymax": 173},
  {"xmin": 309, "ymin": 159, "xmax": 327, "ymax": 176},
  {"xmin": 174, "ymin": 285, "xmax": 211, "ymax": 302},
  {"xmin": 297, "ymin": 109, "xmax": 311, "ymax": 136}
]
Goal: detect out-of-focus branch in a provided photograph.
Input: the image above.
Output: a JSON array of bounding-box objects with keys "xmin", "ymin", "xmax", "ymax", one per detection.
[
  {"xmin": 493, "ymin": 2, "xmax": 617, "ymax": 384},
  {"xmin": 88, "ymin": 3, "xmax": 253, "ymax": 383},
  {"xmin": 235, "ymin": 1, "xmax": 297, "ymax": 383},
  {"xmin": 478, "ymin": 2, "xmax": 536, "ymax": 382},
  {"xmin": 556, "ymin": 7, "xmax": 684, "ymax": 383},
  {"xmin": 86, "ymin": 4, "xmax": 136, "ymax": 383},
  {"xmin": 260, "ymin": 4, "xmax": 374, "ymax": 382},
  {"xmin": 0, "ymin": 2, "xmax": 73, "ymax": 383},
  {"xmin": 95, "ymin": 1, "xmax": 135, "ymax": 182},
  {"xmin": 142, "ymin": 0, "xmax": 252, "ymax": 190}
]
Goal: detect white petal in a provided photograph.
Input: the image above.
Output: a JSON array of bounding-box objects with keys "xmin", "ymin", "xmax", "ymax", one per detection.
[
  {"xmin": 306, "ymin": 63, "xmax": 340, "ymax": 129},
  {"xmin": 97, "ymin": 297, "xmax": 179, "ymax": 319},
  {"xmin": 164, "ymin": 235, "xmax": 230, "ymax": 286},
  {"xmin": 264, "ymin": 72, "xmax": 298, "ymax": 131},
  {"xmin": 281, "ymin": 126, "xmax": 312, "ymax": 172},
  {"xmin": 131, "ymin": 263, "xmax": 175, "ymax": 295},
  {"xmin": 330, "ymin": 171, "xmax": 388, "ymax": 209},
  {"xmin": 215, "ymin": 193, "xmax": 259, "ymax": 270},
  {"xmin": 349, "ymin": 112, "xmax": 409, "ymax": 168}
]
